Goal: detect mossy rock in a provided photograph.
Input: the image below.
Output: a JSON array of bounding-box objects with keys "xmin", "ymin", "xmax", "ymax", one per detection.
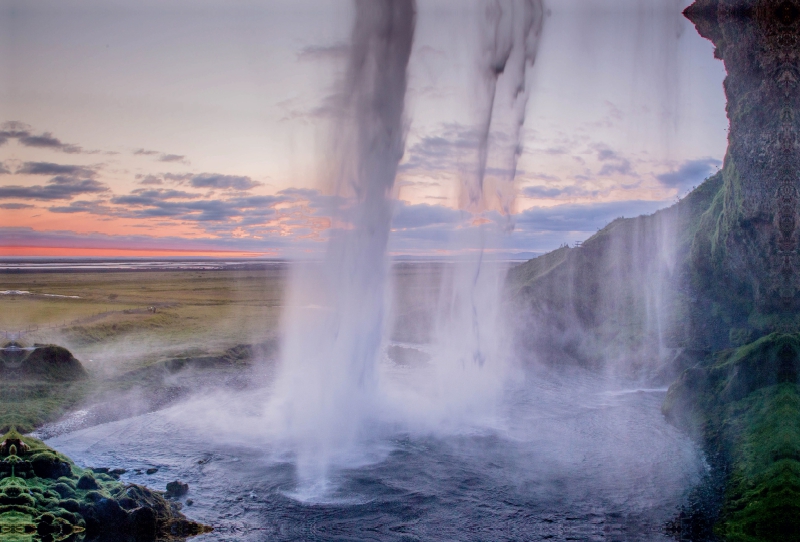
[
  {"xmin": 0, "ymin": 428, "xmax": 211, "ymax": 540},
  {"xmin": 0, "ymin": 344, "xmax": 91, "ymax": 434},
  {"xmin": 664, "ymin": 333, "xmax": 800, "ymax": 540},
  {"xmin": 0, "ymin": 345, "xmax": 87, "ymax": 382}
]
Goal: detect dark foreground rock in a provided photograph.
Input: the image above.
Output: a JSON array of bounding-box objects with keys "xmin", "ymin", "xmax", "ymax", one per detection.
[{"xmin": 0, "ymin": 428, "xmax": 211, "ymax": 541}]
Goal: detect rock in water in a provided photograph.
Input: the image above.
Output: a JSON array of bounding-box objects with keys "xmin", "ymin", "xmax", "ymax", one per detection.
[
  {"xmin": 0, "ymin": 428, "xmax": 211, "ymax": 540},
  {"xmin": 165, "ymin": 480, "xmax": 189, "ymax": 499}
]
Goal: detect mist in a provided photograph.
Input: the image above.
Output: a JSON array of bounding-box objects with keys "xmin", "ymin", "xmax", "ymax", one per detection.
[{"xmin": 17, "ymin": 1, "xmax": 729, "ymax": 539}]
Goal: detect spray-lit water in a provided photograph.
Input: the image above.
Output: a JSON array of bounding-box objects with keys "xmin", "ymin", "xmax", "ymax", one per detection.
[
  {"xmin": 46, "ymin": 363, "xmax": 704, "ymax": 541},
  {"xmin": 270, "ymin": 0, "xmax": 415, "ymax": 492},
  {"xmin": 270, "ymin": 0, "xmax": 546, "ymax": 495}
]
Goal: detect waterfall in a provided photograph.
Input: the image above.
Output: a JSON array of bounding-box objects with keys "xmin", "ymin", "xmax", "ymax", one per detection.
[
  {"xmin": 271, "ymin": 0, "xmax": 416, "ymax": 492},
  {"xmin": 425, "ymin": 0, "xmax": 544, "ymax": 419}
]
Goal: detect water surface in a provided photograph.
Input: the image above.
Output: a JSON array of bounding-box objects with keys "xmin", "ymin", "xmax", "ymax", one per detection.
[{"xmin": 47, "ymin": 370, "xmax": 703, "ymax": 541}]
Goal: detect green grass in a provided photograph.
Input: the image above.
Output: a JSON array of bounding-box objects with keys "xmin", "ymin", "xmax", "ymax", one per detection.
[
  {"xmin": 0, "ymin": 383, "xmax": 89, "ymax": 434},
  {"xmin": 0, "ymin": 269, "xmax": 285, "ymax": 374}
]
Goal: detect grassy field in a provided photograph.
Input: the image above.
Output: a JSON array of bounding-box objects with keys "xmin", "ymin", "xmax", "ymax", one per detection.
[
  {"xmin": 0, "ymin": 262, "xmax": 501, "ymax": 433},
  {"xmin": 0, "ymin": 267, "xmax": 287, "ymax": 375}
]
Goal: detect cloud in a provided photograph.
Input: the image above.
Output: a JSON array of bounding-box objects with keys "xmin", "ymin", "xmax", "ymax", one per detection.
[
  {"xmin": 297, "ymin": 43, "xmax": 349, "ymax": 61},
  {"xmin": 0, "ymin": 176, "xmax": 108, "ymax": 201},
  {"xmin": 18, "ymin": 133, "xmax": 82, "ymax": 153},
  {"xmin": 189, "ymin": 173, "xmax": 261, "ymax": 191},
  {"xmin": 0, "ymin": 121, "xmax": 32, "ymax": 139},
  {"xmin": 656, "ymin": 157, "xmax": 722, "ymax": 190},
  {"xmin": 595, "ymin": 147, "xmax": 632, "ymax": 176},
  {"xmin": 0, "ymin": 226, "xmax": 299, "ymax": 254},
  {"xmin": 516, "ymin": 200, "xmax": 668, "ymax": 232},
  {"xmin": 392, "ymin": 201, "xmax": 462, "ymax": 229},
  {"xmin": 0, "ymin": 122, "xmax": 86, "ymax": 153},
  {"xmin": 17, "ymin": 161, "xmax": 96, "ymax": 178},
  {"xmin": 67, "ymin": 186, "xmax": 289, "ymax": 224},
  {"xmin": 164, "ymin": 173, "xmax": 193, "ymax": 182},
  {"xmin": 112, "ymin": 189, "xmax": 200, "ymax": 205},
  {"xmin": 133, "ymin": 148, "xmax": 187, "ymax": 163},
  {"xmin": 522, "ymin": 186, "xmax": 572, "ymax": 198},
  {"xmin": 399, "ymin": 124, "xmax": 479, "ymax": 174},
  {"xmin": 521, "ymin": 184, "xmax": 605, "ymax": 200},
  {"xmin": 0, "ymin": 203, "xmax": 34, "ymax": 209},
  {"xmin": 136, "ymin": 174, "xmax": 163, "ymax": 185},
  {"xmin": 0, "ymin": 163, "xmax": 9, "ymax": 174},
  {"xmin": 158, "ymin": 153, "xmax": 186, "ymax": 163}
]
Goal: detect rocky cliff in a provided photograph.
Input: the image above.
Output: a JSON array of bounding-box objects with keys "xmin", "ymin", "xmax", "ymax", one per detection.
[
  {"xmin": 685, "ymin": 0, "xmax": 800, "ymax": 312},
  {"xmin": 509, "ymin": 1, "xmax": 800, "ymax": 538}
]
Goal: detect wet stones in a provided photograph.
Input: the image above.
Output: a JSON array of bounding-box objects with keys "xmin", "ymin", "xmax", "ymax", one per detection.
[
  {"xmin": 166, "ymin": 480, "xmax": 189, "ymax": 499},
  {"xmin": 0, "ymin": 427, "xmax": 212, "ymax": 540}
]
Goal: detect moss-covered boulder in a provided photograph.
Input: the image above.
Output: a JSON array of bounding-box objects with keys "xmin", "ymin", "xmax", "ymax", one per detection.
[
  {"xmin": 0, "ymin": 344, "xmax": 89, "ymax": 434},
  {"xmin": 0, "ymin": 344, "xmax": 87, "ymax": 382},
  {"xmin": 664, "ymin": 333, "xmax": 800, "ymax": 540},
  {"xmin": 0, "ymin": 428, "xmax": 211, "ymax": 541}
]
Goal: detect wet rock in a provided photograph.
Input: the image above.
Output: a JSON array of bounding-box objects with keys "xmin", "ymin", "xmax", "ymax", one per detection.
[
  {"xmin": 145, "ymin": 467, "xmax": 158, "ymax": 475},
  {"xmin": 109, "ymin": 467, "xmax": 127, "ymax": 478},
  {"xmin": 0, "ymin": 428, "xmax": 211, "ymax": 540},
  {"xmin": 166, "ymin": 480, "xmax": 189, "ymax": 499},
  {"xmin": 76, "ymin": 472, "xmax": 99, "ymax": 490}
]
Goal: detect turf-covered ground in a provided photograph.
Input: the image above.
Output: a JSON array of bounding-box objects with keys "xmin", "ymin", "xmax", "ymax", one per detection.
[{"xmin": 1, "ymin": 267, "xmax": 287, "ymax": 375}]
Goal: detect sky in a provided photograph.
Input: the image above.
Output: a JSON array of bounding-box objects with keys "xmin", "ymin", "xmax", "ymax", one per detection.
[{"xmin": 0, "ymin": 0, "xmax": 728, "ymax": 259}]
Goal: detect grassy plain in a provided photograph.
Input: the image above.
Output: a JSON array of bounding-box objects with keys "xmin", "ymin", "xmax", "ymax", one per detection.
[
  {"xmin": 0, "ymin": 266, "xmax": 286, "ymax": 375},
  {"xmin": 0, "ymin": 262, "xmax": 456, "ymax": 432}
]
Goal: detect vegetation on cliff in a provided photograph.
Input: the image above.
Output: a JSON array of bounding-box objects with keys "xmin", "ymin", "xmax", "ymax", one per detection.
[
  {"xmin": 509, "ymin": 1, "xmax": 800, "ymax": 537},
  {"xmin": 664, "ymin": 333, "xmax": 800, "ymax": 541}
]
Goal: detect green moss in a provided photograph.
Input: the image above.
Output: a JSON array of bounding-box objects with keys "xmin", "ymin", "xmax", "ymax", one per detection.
[
  {"xmin": 0, "ymin": 344, "xmax": 91, "ymax": 433},
  {"xmin": 720, "ymin": 383, "xmax": 800, "ymax": 540},
  {"xmin": 664, "ymin": 333, "xmax": 800, "ymax": 540},
  {"xmin": 0, "ymin": 428, "xmax": 211, "ymax": 540},
  {"xmin": 505, "ymin": 245, "xmax": 572, "ymax": 294}
]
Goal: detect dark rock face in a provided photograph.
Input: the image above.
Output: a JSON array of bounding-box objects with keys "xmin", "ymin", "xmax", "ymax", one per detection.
[
  {"xmin": 165, "ymin": 480, "xmax": 189, "ymax": 499},
  {"xmin": 685, "ymin": 0, "xmax": 800, "ymax": 310}
]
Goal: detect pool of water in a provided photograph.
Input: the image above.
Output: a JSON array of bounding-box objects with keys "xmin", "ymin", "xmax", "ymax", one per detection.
[{"xmin": 46, "ymin": 369, "xmax": 704, "ymax": 541}]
